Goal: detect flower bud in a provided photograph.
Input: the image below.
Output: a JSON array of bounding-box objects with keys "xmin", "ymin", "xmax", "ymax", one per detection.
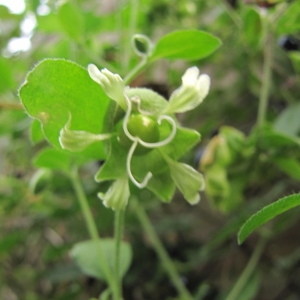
[
  {"xmin": 98, "ymin": 177, "xmax": 130, "ymax": 210},
  {"xmin": 167, "ymin": 159, "xmax": 205, "ymax": 205}
]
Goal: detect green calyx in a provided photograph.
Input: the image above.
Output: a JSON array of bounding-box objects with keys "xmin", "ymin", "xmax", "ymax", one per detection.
[{"xmin": 117, "ymin": 114, "xmax": 160, "ymax": 155}]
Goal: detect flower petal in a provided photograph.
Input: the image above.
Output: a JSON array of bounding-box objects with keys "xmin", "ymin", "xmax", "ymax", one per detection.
[
  {"xmin": 165, "ymin": 67, "xmax": 210, "ymax": 114},
  {"xmin": 87, "ymin": 64, "xmax": 127, "ymax": 110},
  {"xmin": 182, "ymin": 66, "xmax": 200, "ymax": 86}
]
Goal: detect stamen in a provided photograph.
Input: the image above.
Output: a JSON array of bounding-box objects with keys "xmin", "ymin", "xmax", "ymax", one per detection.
[{"xmin": 127, "ymin": 139, "xmax": 153, "ymax": 188}]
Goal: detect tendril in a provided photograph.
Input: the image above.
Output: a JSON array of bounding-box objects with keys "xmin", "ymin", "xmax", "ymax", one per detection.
[{"xmin": 126, "ymin": 139, "xmax": 153, "ymax": 188}]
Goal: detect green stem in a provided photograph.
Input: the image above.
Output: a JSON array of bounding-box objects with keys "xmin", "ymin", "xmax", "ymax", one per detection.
[
  {"xmin": 77, "ymin": 42, "xmax": 119, "ymax": 73},
  {"xmin": 118, "ymin": 0, "xmax": 140, "ymax": 75},
  {"xmin": 257, "ymin": 18, "xmax": 273, "ymax": 127},
  {"xmin": 132, "ymin": 198, "xmax": 193, "ymax": 300},
  {"xmin": 114, "ymin": 209, "xmax": 125, "ymax": 299},
  {"xmin": 69, "ymin": 166, "xmax": 119, "ymax": 299},
  {"xmin": 124, "ymin": 58, "xmax": 149, "ymax": 85},
  {"xmin": 117, "ymin": 0, "xmax": 127, "ymax": 73},
  {"xmin": 122, "ymin": 0, "xmax": 139, "ymax": 74},
  {"xmin": 225, "ymin": 237, "xmax": 267, "ymax": 300}
]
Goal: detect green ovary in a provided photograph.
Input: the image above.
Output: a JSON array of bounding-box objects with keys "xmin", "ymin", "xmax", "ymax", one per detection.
[{"xmin": 117, "ymin": 114, "xmax": 160, "ymax": 155}]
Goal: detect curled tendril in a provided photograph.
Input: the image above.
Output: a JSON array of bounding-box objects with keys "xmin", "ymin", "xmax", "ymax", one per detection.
[
  {"xmin": 122, "ymin": 94, "xmax": 177, "ymax": 188},
  {"xmin": 126, "ymin": 140, "xmax": 153, "ymax": 188},
  {"xmin": 123, "ymin": 96, "xmax": 177, "ymax": 147}
]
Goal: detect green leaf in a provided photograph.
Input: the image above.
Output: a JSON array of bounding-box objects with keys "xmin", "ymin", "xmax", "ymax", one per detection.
[
  {"xmin": 57, "ymin": 1, "xmax": 84, "ymax": 41},
  {"xmin": 19, "ymin": 59, "xmax": 111, "ymax": 160},
  {"xmin": 276, "ymin": 0, "xmax": 300, "ymax": 35},
  {"xmin": 238, "ymin": 194, "xmax": 300, "ymax": 244},
  {"xmin": 242, "ymin": 8, "xmax": 262, "ymax": 48},
  {"xmin": 27, "ymin": 0, "xmax": 40, "ymax": 12},
  {"xmin": 0, "ymin": 232, "xmax": 24, "ymax": 258},
  {"xmin": 160, "ymin": 126, "xmax": 200, "ymax": 160},
  {"xmin": 150, "ymin": 30, "xmax": 222, "ymax": 61},
  {"xmin": 273, "ymin": 157, "xmax": 300, "ymax": 181},
  {"xmin": 33, "ymin": 147, "xmax": 72, "ymax": 172},
  {"xmin": 257, "ymin": 125, "xmax": 300, "ymax": 149},
  {"xmin": 0, "ymin": 5, "xmax": 10, "ymax": 18},
  {"xmin": 0, "ymin": 57, "xmax": 14, "ymax": 92},
  {"xmin": 131, "ymin": 126, "xmax": 199, "ymax": 174},
  {"xmin": 147, "ymin": 170, "xmax": 176, "ymax": 202},
  {"xmin": 274, "ymin": 103, "xmax": 300, "ymax": 137},
  {"xmin": 288, "ymin": 51, "xmax": 300, "ymax": 74},
  {"xmin": 36, "ymin": 13, "xmax": 61, "ymax": 33},
  {"xmin": 30, "ymin": 119, "xmax": 45, "ymax": 144},
  {"xmin": 95, "ymin": 137, "xmax": 128, "ymax": 182},
  {"xmin": 70, "ymin": 239, "xmax": 132, "ymax": 280}
]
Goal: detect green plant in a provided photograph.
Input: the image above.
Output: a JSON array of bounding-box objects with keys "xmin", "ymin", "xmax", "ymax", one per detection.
[
  {"xmin": 2, "ymin": 1, "xmax": 300, "ymax": 299},
  {"xmin": 18, "ymin": 29, "xmax": 220, "ymax": 299}
]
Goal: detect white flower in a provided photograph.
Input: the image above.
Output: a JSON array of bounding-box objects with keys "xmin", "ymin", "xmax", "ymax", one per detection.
[
  {"xmin": 87, "ymin": 65, "xmax": 208, "ymax": 199},
  {"xmin": 164, "ymin": 66, "xmax": 210, "ymax": 114},
  {"xmin": 61, "ymin": 64, "xmax": 209, "ymax": 209}
]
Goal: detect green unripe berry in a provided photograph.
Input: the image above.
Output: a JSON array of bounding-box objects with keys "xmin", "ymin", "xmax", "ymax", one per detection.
[{"xmin": 117, "ymin": 114, "xmax": 160, "ymax": 155}]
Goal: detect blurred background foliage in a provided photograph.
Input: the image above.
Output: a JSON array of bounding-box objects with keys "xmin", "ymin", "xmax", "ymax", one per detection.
[{"xmin": 1, "ymin": 0, "xmax": 300, "ymax": 299}]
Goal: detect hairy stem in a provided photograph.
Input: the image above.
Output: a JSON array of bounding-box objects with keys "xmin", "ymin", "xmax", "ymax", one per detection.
[{"xmin": 132, "ymin": 198, "xmax": 193, "ymax": 300}]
